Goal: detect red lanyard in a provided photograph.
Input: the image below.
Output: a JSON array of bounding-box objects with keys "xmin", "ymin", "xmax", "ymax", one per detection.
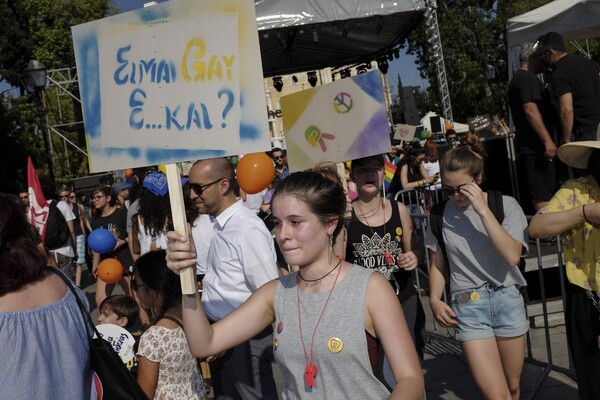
[{"xmin": 296, "ymin": 261, "xmax": 342, "ymax": 388}]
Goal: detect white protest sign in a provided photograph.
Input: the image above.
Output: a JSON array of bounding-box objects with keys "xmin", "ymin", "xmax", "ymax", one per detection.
[
  {"xmin": 280, "ymin": 71, "xmax": 391, "ymax": 171},
  {"xmin": 393, "ymin": 124, "xmax": 417, "ymax": 142},
  {"xmin": 72, "ymin": 0, "xmax": 270, "ymax": 172},
  {"xmin": 95, "ymin": 324, "xmax": 137, "ymax": 369}
]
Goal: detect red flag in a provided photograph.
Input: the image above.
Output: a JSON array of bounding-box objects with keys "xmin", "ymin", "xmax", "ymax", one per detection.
[{"xmin": 27, "ymin": 157, "xmax": 49, "ymax": 240}]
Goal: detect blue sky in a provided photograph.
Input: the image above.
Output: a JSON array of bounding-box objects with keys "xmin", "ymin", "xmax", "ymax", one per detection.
[{"xmin": 117, "ymin": 0, "xmax": 429, "ymax": 95}]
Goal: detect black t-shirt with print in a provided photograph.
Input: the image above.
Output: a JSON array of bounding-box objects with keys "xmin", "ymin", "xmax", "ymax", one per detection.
[{"xmin": 91, "ymin": 208, "xmax": 134, "ymax": 272}]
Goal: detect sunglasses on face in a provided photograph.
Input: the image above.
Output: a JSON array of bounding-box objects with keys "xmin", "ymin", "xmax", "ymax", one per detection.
[
  {"xmin": 189, "ymin": 178, "xmax": 227, "ymax": 196},
  {"xmin": 273, "ymin": 156, "xmax": 284, "ymax": 160},
  {"xmin": 442, "ymin": 180, "xmax": 475, "ymax": 197},
  {"xmin": 69, "ymin": 195, "xmax": 76, "ymax": 199},
  {"xmin": 93, "ymin": 195, "xmax": 105, "ymax": 201}
]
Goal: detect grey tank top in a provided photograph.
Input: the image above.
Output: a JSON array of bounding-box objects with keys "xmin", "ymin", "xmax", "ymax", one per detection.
[{"xmin": 273, "ymin": 265, "xmax": 390, "ymax": 399}]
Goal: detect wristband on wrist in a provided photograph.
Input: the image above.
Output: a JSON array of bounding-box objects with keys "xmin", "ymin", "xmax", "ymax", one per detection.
[{"xmin": 582, "ymin": 204, "xmax": 590, "ymax": 223}]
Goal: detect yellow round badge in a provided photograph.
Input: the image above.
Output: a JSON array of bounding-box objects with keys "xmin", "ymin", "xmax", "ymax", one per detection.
[
  {"xmin": 470, "ymin": 292, "xmax": 480, "ymax": 302},
  {"xmin": 327, "ymin": 337, "xmax": 343, "ymax": 353}
]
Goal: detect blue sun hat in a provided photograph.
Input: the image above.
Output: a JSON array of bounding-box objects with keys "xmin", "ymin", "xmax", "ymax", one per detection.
[{"xmin": 143, "ymin": 172, "xmax": 168, "ymax": 197}]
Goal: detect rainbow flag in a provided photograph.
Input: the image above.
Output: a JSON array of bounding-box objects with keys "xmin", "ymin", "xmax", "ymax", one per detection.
[{"xmin": 384, "ymin": 160, "xmax": 397, "ymax": 191}]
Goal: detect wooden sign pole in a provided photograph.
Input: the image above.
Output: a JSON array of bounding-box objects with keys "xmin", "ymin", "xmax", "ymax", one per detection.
[{"xmin": 165, "ymin": 163, "xmax": 196, "ymax": 295}]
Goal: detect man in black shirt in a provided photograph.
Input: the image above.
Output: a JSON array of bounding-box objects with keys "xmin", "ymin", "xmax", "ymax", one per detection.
[
  {"xmin": 508, "ymin": 42, "xmax": 557, "ymax": 211},
  {"xmin": 534, "ymin": 32, "xmax": 600, "ymax": 143}
]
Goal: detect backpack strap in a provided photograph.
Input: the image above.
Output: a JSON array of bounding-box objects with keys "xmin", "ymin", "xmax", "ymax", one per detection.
[
  {"xmin": 429, "ymin": 199, "xmax": 448, "ymax": 259},
  {"xmin": 487, "ymin": 190, "xmax": 504, "ymax": 223}
]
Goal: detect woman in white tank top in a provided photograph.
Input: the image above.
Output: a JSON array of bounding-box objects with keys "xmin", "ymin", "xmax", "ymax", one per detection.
[{"xmin": 131, "ymin": 172, "xmax": 170, "ymax": 258}]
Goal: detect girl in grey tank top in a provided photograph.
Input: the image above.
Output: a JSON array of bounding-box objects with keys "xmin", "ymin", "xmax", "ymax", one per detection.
[{"xmin": 165, "ymin": 168, "xmax": 424, "ymax": 399}]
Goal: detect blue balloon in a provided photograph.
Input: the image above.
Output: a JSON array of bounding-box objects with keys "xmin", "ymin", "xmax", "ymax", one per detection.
[{"xmin": 88, "ymin": 228, "xmax": 117, "ymax": 254}]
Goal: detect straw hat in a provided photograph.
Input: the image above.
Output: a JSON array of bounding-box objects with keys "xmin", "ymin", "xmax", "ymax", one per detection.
[{"xmin": 557, "ymin": 124, "xmax": 600, "ymax": 169}]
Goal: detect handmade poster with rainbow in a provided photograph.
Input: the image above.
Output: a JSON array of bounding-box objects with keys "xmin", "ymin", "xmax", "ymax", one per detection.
[
  {"xmin": 280, "ymin": 71, "xmax": 391, "ymax": 172},
  {"xmin": 72, "ymin": 0, "xmax": 269, "ymax": 172}
]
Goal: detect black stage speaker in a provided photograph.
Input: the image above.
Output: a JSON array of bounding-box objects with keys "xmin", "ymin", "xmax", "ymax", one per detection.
[{"xmin": 429, "ymin": 116, "xmax": 443, "ymax": 134}]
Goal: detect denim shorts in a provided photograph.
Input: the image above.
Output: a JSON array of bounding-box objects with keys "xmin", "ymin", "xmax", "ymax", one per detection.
[{"xmin": 451, "ymin": 283, "xmax": 529, "ymax": 342}]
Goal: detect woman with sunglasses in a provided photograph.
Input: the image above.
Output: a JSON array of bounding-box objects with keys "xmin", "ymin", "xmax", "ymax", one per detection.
[
  {"xmin": 425, "ymin": 132, "xmax": 529, "ymax": 400},
  {"xmin": 90, "ymin": 186, "xmax": 133, "ymax": 308}
]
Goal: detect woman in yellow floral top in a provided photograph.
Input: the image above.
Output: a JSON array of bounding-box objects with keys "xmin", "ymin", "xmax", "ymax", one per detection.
[{"xmin": 529, "ymin": 136, "xmax": 600, "ymax": 400}]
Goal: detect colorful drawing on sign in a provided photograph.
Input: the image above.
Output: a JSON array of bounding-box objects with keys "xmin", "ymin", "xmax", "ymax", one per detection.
[
  {"xmin": 280, "ymin": 71, "xmax": 390, "ymax": 172},
  {"xmin": 333, "ymin": 92, "xmax": 353, "ymax": 113},
  {"xmin": 71, "ymin": 0, "xmax": 269, "ymax": 173},
  {"xmin": 305, "ymin": 125, "xmax": 336, "ymax": 152},
  {"xmin": 393, "ymin": 124, "xmax": 417, "ymax": 142}
]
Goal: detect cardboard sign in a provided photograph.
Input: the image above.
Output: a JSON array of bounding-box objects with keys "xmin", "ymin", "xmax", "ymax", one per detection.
[
  {"xmin": 467, "ymin": 114, "xmax": 493, "ymax": 133},
  {"xmin": 95, "ymin": 324, "xmax": 136, "ymax": 369},
  {"xmin": 280, "ymin": 71, "xmax": 390, "ymax": 171},
  {"xmin": 72, "ymin": 0, "xmax": 270, "ymax": 172},
  {"xmin": 393, "ymin": 124, "xmax": 417, "ymax": 142}
]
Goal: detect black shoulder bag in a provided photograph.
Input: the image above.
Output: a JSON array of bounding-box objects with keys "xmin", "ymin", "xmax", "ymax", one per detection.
[{"xmin": 49, "ymin": 268, "xmax": 149, "ymax": 400}]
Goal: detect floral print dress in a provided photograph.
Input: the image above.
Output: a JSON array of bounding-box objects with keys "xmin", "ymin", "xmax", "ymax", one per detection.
[
  {"xmin": 137, "ymin": 325, "xmax": 205, "ymax": 399},
  {"xmin": 540, "ymin": 177, "xmax": 600, "ymax": 290}
]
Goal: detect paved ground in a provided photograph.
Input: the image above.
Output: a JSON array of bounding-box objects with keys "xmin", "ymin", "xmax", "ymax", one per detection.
[
  {"xmin": 82, "ymin": 256, "xmax": 579, "ymax": 400},
  {"xmin": 421, "ymin": 295, "xmax": 578, "ymax": 400}
]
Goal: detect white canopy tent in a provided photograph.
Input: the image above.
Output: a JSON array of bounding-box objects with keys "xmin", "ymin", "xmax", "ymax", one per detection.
[
  {"xmin": 255, "ymin": 0, "xmax": 426, "ymax": 77},
  {"xmin": 506, "ymin": 0, "xmax": 600, "ymax": 73},
  {"xmin": 420, "ymin": 111, "xmax": 469, "ymax": 133}
]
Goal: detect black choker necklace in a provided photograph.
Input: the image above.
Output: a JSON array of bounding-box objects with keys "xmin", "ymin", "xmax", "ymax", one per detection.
[{"xmin": 298, "ymin": 259, "xmax": 342, "ymax": 287}]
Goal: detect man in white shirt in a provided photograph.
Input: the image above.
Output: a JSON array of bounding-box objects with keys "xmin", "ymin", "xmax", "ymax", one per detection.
[
  {"xmin": 191, "ymin": 213, "xmax": 216, "ymax": 284},
  {"xmin": 186, "ymin": 157, "xmax": 279, "ymax": 400}
]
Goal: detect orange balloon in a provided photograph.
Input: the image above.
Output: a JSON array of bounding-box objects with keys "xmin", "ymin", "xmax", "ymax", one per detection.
[
  {"xmin": 124, "ymin": 168, "xmax": 134, "ymax": 178},
  {"xmin": 445, "ymin": 122, "xmax": 454, "ymax": 131},
  {"xmin": 236, "ymin": 152, "xmax": 275, "ymax": 194},
  {"xmin": 98, "ymin": 258, "xmax": 124, "ymax": 284}
]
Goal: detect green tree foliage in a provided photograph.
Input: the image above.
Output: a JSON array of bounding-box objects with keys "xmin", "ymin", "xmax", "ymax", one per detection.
[
  {"xmin": 22, "ymin": 0, "xmax": 116, "ymax": 69},
  {"xmin": 408, "ymin": 0, "xmax": 578, "ymax": 122},
  {"xmin": 406, "ymin": 0, "xmax": 509, "ymax": 122},
  {"xmin": 0, "ymin": 1, "xmax": 33, "ymax": 87},
  {"xmin": 406, "ymin": 0, "xmax": 600, "ymax": 124},
  {"xmin": 0, "ymin": 0, "xmax": 114, "ymax": 192}
]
